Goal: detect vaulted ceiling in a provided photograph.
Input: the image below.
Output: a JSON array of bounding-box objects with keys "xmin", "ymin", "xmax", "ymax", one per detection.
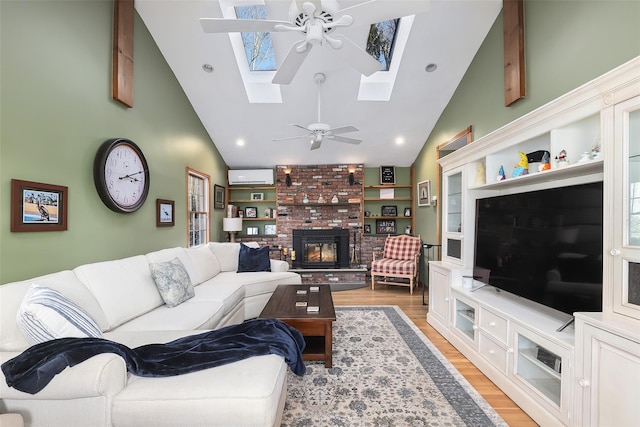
[{"xmin": 135, "ymin": 0, "xmax": 502, "ymax": 167}]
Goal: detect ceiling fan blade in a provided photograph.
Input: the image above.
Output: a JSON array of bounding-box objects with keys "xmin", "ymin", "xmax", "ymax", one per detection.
[
  {"xmin": 336, "ymin": 0, "xmax": 431, "ymax": 26},
  {"xmin": 288, "ymin": 0, "xmax": 301, "ymax": 22},
  {"xmin": 272, "ymin": 134, "xmax": 309, "ymax": 142},
  {"xmin": 330, "ymin": 135, "xmax": 363, "ymax": 145},
  {"xmin": 320, "ymin": 0, "xmax": 340, "ymax": 15},
  {"xmin": 200, "ymin": 18, "xmax": 288, "ymax": 33},
  {"xmin": 329, "ymin": 125, "xmax": 359, "ymax": 134},
  {"xmin": 310, "ymin": 139, "xmax": 322, "ymax": 150},
  {"xmin": 291, "ymin": 124, "xmax": 312, "ymax": 132},
  {"xmin": 330, "ymin": 35, "xmax": 382, "ymax": 76},
  {"xmin": 272, "ymin": 42, "xmax": 312, "ymax": 85}
]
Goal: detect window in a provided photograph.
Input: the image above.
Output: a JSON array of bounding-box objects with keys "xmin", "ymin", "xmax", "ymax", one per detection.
[
  {"xmin": 234, "ymin": 5, "xmax": 276, "ymax": 71},
  {"xmin": 366, "ymin": 19, "xmax": 400, "ymax": 71},
  {"xmin": 187, "ymin": 168, "xmax": 210, "ymax": 247}
]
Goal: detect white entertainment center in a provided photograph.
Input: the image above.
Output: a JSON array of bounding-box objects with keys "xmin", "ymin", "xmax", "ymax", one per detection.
[{"xmin": 428, "ymin": 56, "xmax": 640, "ymax": 426}]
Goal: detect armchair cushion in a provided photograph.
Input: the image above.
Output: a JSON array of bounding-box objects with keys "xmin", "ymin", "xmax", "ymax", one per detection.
[
  {"xmin": 371, "ymin": 259, "xmax": 417, "ymax": 276},
  {"xmin": 382, "ymin": 235, "xmax": 422, "ymax": 260}
]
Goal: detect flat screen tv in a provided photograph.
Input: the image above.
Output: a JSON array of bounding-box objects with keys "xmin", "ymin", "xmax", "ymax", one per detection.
[{"xmin": 473, "ymin": 181, "xmax": 603, "ymax": 315}]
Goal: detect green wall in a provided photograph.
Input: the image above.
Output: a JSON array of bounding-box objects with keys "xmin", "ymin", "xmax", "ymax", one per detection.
[
  {"xmin": 413, "ymin": 0, "xmax": 640, "ymax": 247},
  {"xmin": 0, "ymin": 1, "xmax": 227, "ymax": 283}
]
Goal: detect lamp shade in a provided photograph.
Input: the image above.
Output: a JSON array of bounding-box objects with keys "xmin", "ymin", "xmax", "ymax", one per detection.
[{"xmin": 223, "ymin": 217, "xmax": 243, "ymax": 232}]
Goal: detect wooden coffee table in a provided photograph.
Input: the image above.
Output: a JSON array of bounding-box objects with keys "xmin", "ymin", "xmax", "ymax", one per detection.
[{"xmin": 258, "ymin": 284, "xmax": 336, "ymax": 367}]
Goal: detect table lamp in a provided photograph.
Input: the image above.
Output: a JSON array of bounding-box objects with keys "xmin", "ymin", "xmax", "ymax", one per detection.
[{"xmin": 223, "ymin": 217, "xmax": 242, "ymax": 242}]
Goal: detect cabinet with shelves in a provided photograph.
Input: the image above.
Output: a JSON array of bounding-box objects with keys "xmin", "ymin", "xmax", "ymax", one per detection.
[
  {"xmin": 453, "ymin": 296, "xmax": 477, "ymax": 344},
  {"xmin": 442, "ymin": 167, "xmax": 463, "ymax": 264},
  {"xmin": 362, "ymin": 166, "xmax": 414, "ymax": 235},
  {"xmin": 226, "ymin": 183, "xmax": 278, "ymax": 236}
]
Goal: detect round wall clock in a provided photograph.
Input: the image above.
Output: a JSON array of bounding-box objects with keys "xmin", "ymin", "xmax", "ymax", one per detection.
[{"xmin": 93, "ymin": 138, "xmax": 150, "ymax": 213}]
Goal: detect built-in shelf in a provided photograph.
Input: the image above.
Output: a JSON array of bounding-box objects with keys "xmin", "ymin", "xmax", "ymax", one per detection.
[
  {"xmin": 364, "ymin": 197, "xmax": 412, "ymax": 201},
  {"xmin": 229, "ymin": 199, "xmax": 276, "ymax": 203},
  {"xmin": 283, "ymin": 202, "xmax": 360, "ymax": 207}
]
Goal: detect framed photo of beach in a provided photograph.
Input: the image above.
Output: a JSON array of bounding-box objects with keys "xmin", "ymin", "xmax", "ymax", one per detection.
[{"xmin": 11, "ymin": 179, "xmax": 68, "ymax": 232}]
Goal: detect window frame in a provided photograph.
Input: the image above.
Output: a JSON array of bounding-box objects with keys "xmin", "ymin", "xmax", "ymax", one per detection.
[{"xmin": 186, "ymin": 167, "xmax": 211, "ymax": 247}]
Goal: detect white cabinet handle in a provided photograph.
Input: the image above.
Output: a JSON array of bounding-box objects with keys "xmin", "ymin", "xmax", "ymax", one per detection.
[
  {"xmin": 472, "ymin": 325, "xmax": 478, "ymax": 330},
  {"xmin": 610, "ymin": 249, "xmax": 621, "ymax": 256},
  {"xmin": 489, "ymin": 321, "xmax": 496, "ymax": 327},
  {"xmin": 579, "ymin": 379, "xmax": 590, "ymax": 388}
]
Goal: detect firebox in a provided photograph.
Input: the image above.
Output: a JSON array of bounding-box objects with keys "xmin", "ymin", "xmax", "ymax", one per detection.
[{"xmin": 292, "ymin": 229, "xmax": 350, "ymax": 269}]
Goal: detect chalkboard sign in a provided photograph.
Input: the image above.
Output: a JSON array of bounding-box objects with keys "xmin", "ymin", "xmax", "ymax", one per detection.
[{"xmin": 380, "ymin": 166, "xmax": 395, "ymax": 184}]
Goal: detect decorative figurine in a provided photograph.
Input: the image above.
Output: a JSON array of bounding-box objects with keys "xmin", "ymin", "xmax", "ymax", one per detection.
[
  {"xmin": 317, "ymin": 195, "xmax": 324, "ymax": 204},
  {"xmin": 512, "ymin": 151, "xmax": 529, "ymax": 177},
  {"xmin": 555, "ymin": 149, "xmax": 569, "ymax": 168},
  {"xmin": 591, "ymin": 144, "xmax": 602, "ymax": 160},
  {"xmin": 474, "ymin": 162, "xmax": 486, "ymax": 186},
  {"xmin": 302, "ymin": 194, "xmax": 309, "ymax": 204},
  {"xmin": 578, "ymin": 151, "xmax": 591, "ymax": 163},
  {"xmin": 331, "ymin": 194, "xmax": 339, "ymax": 204},
  {"xmin": 497, "ymin": 165, "xmax": 506, "ymax": 181},
  {"xmin": 539, "ymin": 150, "xmax": 551, "ymax": 171}
]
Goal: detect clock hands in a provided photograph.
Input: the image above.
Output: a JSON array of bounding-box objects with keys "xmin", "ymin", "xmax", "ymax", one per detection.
[{"xmin": 118, "ymin": 170, "xmax": 146, "ymax": 182}]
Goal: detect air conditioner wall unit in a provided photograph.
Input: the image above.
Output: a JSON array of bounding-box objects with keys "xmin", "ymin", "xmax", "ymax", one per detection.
[{"xmin": 228, "ymin": 169, "xmax": 274, "ymax": 185}]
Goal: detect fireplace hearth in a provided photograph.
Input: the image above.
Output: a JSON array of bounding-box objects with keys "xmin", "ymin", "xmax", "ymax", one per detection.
[{"xmin": 293, "ymin": 229, "xmax": 350, "ymax": 269}]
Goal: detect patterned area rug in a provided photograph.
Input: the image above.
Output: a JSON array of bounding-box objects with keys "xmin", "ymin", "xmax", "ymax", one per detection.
[{"xmin": 281, "ymin": 306, "xmax": 508, "ymax": 427}]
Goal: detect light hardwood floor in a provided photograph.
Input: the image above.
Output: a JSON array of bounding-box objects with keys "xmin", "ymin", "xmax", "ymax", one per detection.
[{"xmin": 331, "ymin": 283, "xmax": 538, "ymax": 427}]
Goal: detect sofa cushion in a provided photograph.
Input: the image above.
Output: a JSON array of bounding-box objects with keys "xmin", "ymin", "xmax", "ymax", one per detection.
[
  {"xmin": 0, "ymin": 271, "xmax": 108, "ymax": 352},
  {"xmin": 208, "ymin": 242, "xmax": 259, "ymax": 272},
  {"xmin": 16, "ymin": 284, "xmax": 104, "ymax": 345},
  {"xmin": 111, "ymin": 300, "xmax": 225, "ymax": 332},
  {"xmin": 74, "ymin": 255, "xmax": 164, "ymax": 330},
  {"xmin": 149, "ymin": 258, "xmax": 195, "ymax": 308},
  {"xmin": 238, "ymin": 244, "xmax": 271, "ymax": 273},
  {"xmin": 185, "ymin": 245, "xmax": 221, "ymax": 284},
  {"xmin": 193, "ymin": 281, "xmax": 245, "ymax": 316}
]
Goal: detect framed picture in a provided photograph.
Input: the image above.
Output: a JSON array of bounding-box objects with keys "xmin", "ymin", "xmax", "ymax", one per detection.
[
  {"xmin": 380, "ymin": 166, "xmax": 396, "ymax": 184},
  {"xmin": 417, "ymin": 180, "xmax": 431, "ymax": 206},
  {"xmin": 381, "ymin": 205, "xmax": 397, "ymax": 217},
  {"xmin": 156, "ymin": 199, "xmax": 175, "ymax": 227},
  {"xmin": 264, "ymin": 224, "xmax": 277, "ymax": 235},
  {"xmin": 246, "ymin": 226, "xmax": 259, "ymax": 235},
  {"xmin": 404, "ymin": 207, "xmax": 412, "ymax": 217},
  {"xmin": 364, "ymin": 224, "xmax": 371, "ymax": 234},
  {"xmin": 214, "ymin": 184, "xmax": 225, "ymax": 210},
  {"xmin": 245, "ymin": 207, "xmax": 258, "ymax": 218},
  {"xmin": 11, "ymin": 179, "xmax": 68, "ymax": 232},
  {"xmin": 251, "ymin": 192, "xmax": 264, "ymax": 200},
  {"xmin": 376, "ymin": 219, "xmax": 397, "ymax": 234}
]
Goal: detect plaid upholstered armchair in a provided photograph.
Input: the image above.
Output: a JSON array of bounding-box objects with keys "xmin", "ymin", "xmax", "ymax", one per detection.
[{"xmin": 371, "ymin": 234, "xmax": 422, "ymax": 294}]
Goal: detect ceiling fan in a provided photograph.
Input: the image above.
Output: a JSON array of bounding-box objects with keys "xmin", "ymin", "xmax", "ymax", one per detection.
[
  {"xmin": 273, "ymin": 72, "xmax": 362, "ymax": 150},
  {"xmin": 200, "ymin": 0, "xmax": 428, "ymax": 84}
]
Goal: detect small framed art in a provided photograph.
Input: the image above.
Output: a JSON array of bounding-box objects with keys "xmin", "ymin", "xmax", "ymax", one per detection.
[
  {"xmin": 364, "ymin": 224, "xmax": 371, "ymax": 234},
  {"xmin": 380, "ymin": 166, "xmax": 395, "ymax": 184},
  {"xmin": 156, "ymin": 199, "xmax": 175, "ymax": 227},
  {"xmin": 214, "ymin": 184, "xmax": 225, "ymax": 210},
  {"xmin": 245, "ymin": 207, "xmax": 258, "ymax": 218},
  {"xmin": 417, "ymin": 180, "xmax": 431, "ymax": 207},
  {"xmin": 246, "ymin": 226, "xmax": 259, "ymax": 235},
  {"xmin": 251, "ymin": 192, "xmax": 264, "ymax": 200},
  {"xmin": 404, "ymin": 207, "xmax": 412, "ymax": 217},
  {"xmin": 11, "ymin": 179, "xmax": 68, "ymax": 232},
  {"xmin": 376, "ymin": 219, "xmax": 396, "ymax": 234},
  {"xmin": 381, "ymin": 205, "xmax": 397, "ymax": 217},
  {"xmin": 264, "ymin": 224, "xmax": 276, "ymax": 235}
]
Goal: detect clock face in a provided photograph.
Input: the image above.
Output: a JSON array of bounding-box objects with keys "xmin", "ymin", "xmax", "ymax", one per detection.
[{"xmin": 94, "ymin": 139, "xmax": 150, "ymax": 213}]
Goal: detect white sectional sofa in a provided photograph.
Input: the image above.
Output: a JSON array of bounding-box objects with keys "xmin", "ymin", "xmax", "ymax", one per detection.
[{"xmin": 0, "ymin": 242, "xmax": 302, "ymax": 427}]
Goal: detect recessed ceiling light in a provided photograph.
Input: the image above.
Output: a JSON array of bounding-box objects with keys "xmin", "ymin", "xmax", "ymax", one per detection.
[
  {"xmin": 425, "ymin": 63, "xmax": 437, "ymax": 72},
  {"xmin": 395, "ymin": 137, "xmax": 405, "ymax": 145},
  {"xmin": 236, "ymin": 139, "xmax": 245, "ymax": 147},
  {"xmin": 202, "ymin": 64, "xmax": 214, "ymax": 73}
]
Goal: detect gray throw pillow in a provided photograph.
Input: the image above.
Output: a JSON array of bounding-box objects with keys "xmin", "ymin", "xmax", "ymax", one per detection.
[{"xmin": 150, "ymin": 257, "xmax": 194, "ymax": 307}]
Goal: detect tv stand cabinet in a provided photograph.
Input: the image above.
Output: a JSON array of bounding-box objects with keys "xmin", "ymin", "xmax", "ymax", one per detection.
[{"xmin": 429, "ymin": 56, "xmax": 640, "ymax": 426}]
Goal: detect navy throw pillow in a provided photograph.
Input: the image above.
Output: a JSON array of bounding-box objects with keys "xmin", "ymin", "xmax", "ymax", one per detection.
[{"xmin": 237, "ymin": 244, "xmax": 271, "ymax": 273}]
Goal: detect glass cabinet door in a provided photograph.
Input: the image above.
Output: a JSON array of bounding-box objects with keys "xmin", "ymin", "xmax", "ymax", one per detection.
[
  {"xmin": 613, "ymin": 96, "xmax": 640, "ymax": 319},
  {"xmin": 443, "ymin": 169, "xmax": 463, "ymax": 263}
]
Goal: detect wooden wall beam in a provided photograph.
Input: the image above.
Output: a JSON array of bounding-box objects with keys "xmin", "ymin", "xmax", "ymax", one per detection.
[
  {"xmin": 113, "ymin": 0, "xmax": 134, "ymax": 107},
  {"xmin": 503, "ymin": 0, "xmax": 525, "ymax": 106}
]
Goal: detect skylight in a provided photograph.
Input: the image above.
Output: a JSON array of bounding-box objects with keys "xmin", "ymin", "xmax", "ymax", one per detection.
[
  {"xmin": 234, "ymin": 5, "xmax": 276, "ymax": 71},
  {"xmin": 366, "ymin": 19, "xmax": 400, "ymax": 71}
]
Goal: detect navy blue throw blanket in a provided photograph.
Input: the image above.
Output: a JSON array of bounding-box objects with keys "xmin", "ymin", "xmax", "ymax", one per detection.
[{"xmin": 2, "ymin": 318, "xmax": 306, "ymax": 394}]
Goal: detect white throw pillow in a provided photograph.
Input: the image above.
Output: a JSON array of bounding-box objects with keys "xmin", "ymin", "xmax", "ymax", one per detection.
[
  {"xmin": 149, "ymin": 257, "xmax": 194, "ymax": 307},
  {"xmin": 17, "ymin": 284, "xmax": 103, "ymax": 345}
]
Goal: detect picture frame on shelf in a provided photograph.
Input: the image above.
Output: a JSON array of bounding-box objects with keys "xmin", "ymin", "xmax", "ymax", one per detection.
[
  {"xmin": 404, "ymin": 207, "xmax": 412, "ymax": 217},
  {"xmin": 156, "ymin": 199, "xmax": 175, "ymax": 227},
  {"xmin": 246, "ymin": 226, "xmax": 259, "ymax": 235},
  {"xmin": 214, "ymin": 184, "xmax": 225, "ymax": 210},
  {"xmin": 11, "ymin": 179, "xmax": 68, "ymax": 232},
  {"xmin": 381, "ymin": 205, "xmax": 397, "ymax": 217},
  {"xmin": 244, "ymin": 207, "xmax": 258, "ymax": 218},
  {"xmin": 364, "ymin": 224, "xmax": 371, "ymax": 234},
  {"xmin": 251, "ymin": 192, "xmax": 264, "ymax": 200},
  {"xmin": 264, "ymin": 224, "xmax": 277, "ymax": 235},
  {"xmin": 376, "ymin": 219, "xmax": 396, "ymax": 234},
  {"xmin": 380, "ymin": 166, "xmax": 396, "ymax": 184},
  {"xmin": 417, "ymin": 180, "xmax": 431, "ymax": 206}
]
